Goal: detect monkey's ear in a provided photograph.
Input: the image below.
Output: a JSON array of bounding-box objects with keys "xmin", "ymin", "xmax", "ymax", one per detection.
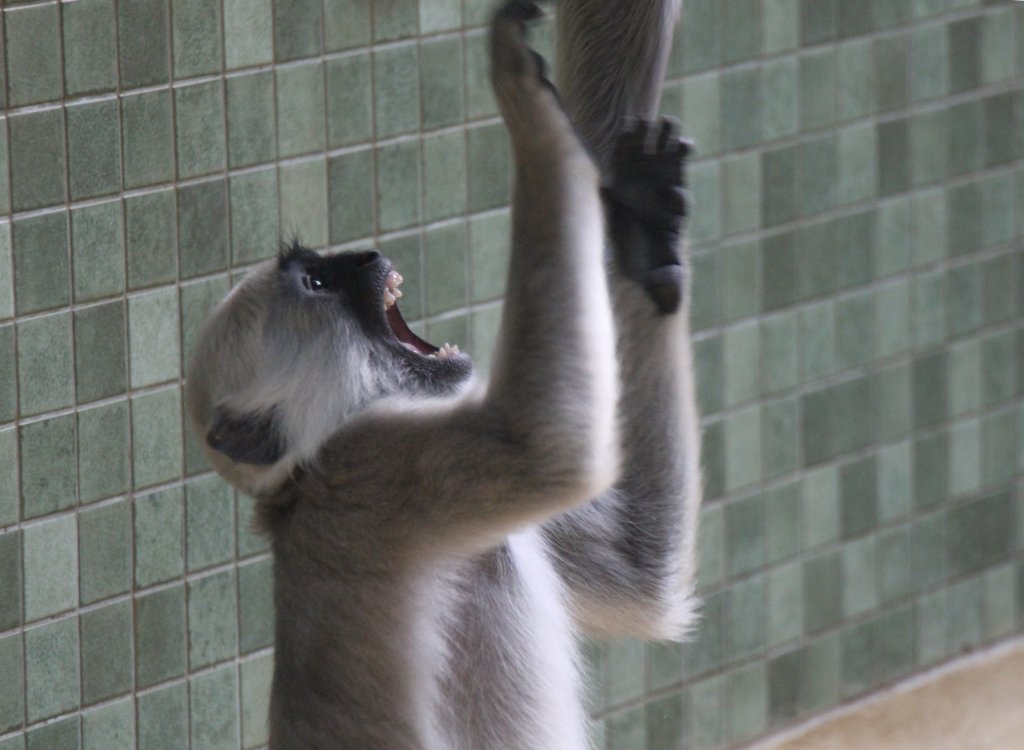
[{"xmin": 206, "ymin": 406, "xmax": 285, "ymax": 465}]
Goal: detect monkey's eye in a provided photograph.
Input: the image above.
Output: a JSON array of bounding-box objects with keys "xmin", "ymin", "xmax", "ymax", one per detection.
[{"xmin": 300, "ymin": 273, "xmax": 327, "ymax": 293}]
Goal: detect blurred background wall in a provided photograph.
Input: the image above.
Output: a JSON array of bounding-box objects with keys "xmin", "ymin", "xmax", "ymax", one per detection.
[{"xmin": 0, "ymin": 1, "xmax": 1020, "ymax": 749}]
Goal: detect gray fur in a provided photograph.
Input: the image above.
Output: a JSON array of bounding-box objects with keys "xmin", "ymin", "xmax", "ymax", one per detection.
[
  {"xmin": 184, "ymin": 1, "xmax": 699, "ymax": 747},
  {"xmin": 557, "ymin": 0, "xmax": 683, "ymax": 172}
]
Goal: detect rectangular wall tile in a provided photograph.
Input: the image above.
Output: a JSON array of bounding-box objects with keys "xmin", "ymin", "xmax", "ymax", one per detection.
[
  {"xmin": 185, "ymin": 475, "xmax": 234, "ymax": 571},
  {"xmin": 71, "ymin": 201, "xmax": 126, "ymax": 304},
  {"xmin": 26, "ymin": 717, "xmax": 79, "ymax": 750},
  {"xmin": 238, "ymin": 655, "xmax": 270, "ymax": 745},
  {"xmin": 0, "ymin": 633, "xmax": 24, "ymax": 733},
  {"xmin": 4, "ymin": 4, "xmax": 63, "ymax": 106},
  {"xmin": 17, "ymin": 313, "xmax": 74, "ymax": 417},
  {"xmin": 121, "ymin": 91, "xmax": 176, "ymax": 189},
  {"xmin": 229, "ymin": 170, "xmax": 279, "ymax": 265},
  {"xmin": 137, "ymin": 682, "xmax": 187, "ymax": 749},
  {"xmin": 80, "ymin": 600, "xmax": 133, "ymax": 705},
  {"xmin": 135, "ymin": 585, "xmax": 186, "ymax": 689},
  {"xmin": 118, "ymin": 0, "xmax": 170, "ymax": 89},
  {"xmin": 224, "ymin": 0, "xmax": 273, "ymax": 67},
  {"xmin": 82, "ymin": 699, "xmax": 134, "ymax": 750},
  {"xmin": 0, "ymin": 226, "xmax": 11, "ymax": 321},
  {"xmin": 79, "ymin": 499, "xmax": 132, "ymax": 604},
  {"xmin": 188, "ymin": 569, "xmax": 239, "ymax": 669},
  {"xmin": 74, "ymin": 301, "xmax": 127, "ymax": 404},
  {"xmin": 62, "ymin": 0, "xmax": 117, "ymax": 97},
  {"xmin": 226, "ymin": 71, "xmax": 276, "ymax": 169},
  {"xmin": 131, "ymin": 388, "xmax": 183, "ymax": 490},
  {"xmin": 134, "ymin": 488, "xmax": 184, "ymax": 588},
  {"xmin": 0, "ymin": 329, "xmax": 14, "ymax": 425},
  {"xmin": 25, "ymin": 617, "xmax": 80, "ymax": 722},
  {"xmin": 276, "ymin": 63, "xmax": 326, "ymax": 158},
  {"xmin": 13, "ymin": 213, "xmax": 70, "ymax": 315},
  {"xmin": 172, "ymin": 0, "xmax": 223, "ymax": 78},
  {"xmin": 175, "ymin": 82, "xmax": 227, "ymax": 179},
  {"xmin": 129, "ymin": 288, "xmax": 181, "ymax": 388},
  {"xmin": 273, "ymin": 0, "xmax": 322, "ymax": 60},
  {"xmin": 178, "ymin": 180, "xmax": 229, "ymax": 277},
  {"xmin": 280, "ymin": 161, "xmax": 328, "ymax": 247},
  {"xmin": 76, "ymin": 402, "xmax": 130, "ymax": 505},
  {"xmin": 236, "ymin": 561, "xmax": 272, "ymax": 651},
  {"xmin": 0, "ymin": 530, "xmax": 22, "ymax": 632},
  {"xmin": 190, "ymin": 666, "xmax": 240, "ymax": 750},
  {"xmin": 19, "ymin": 416, "xmax": 76, "ymax": 520},
  {"xmin": 66, "ymin": 100, "xmax": 122, "ymax": 201},
  {"xmin": 328, "ymin": 150, "xmax": 375, "ymax": 244},
  {"xmin": 22, "ymin": 516, "xmax": 77, "ymax": 622}
]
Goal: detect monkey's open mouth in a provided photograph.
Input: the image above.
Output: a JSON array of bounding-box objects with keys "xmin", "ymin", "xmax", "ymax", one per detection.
[{"xmin": 382, "ymin": 269, "xmax": 460, "ymax": 360}]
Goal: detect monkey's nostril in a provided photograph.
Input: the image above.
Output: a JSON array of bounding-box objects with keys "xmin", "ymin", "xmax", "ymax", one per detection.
[{"xmin": 355, "ymin": 251, "xmax": 382, "ymax": 268}]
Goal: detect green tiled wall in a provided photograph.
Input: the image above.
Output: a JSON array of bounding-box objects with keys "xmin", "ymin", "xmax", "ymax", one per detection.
[{"xmin": 0, "ymin": 1, "xmax": 1021, "ymax": 749}]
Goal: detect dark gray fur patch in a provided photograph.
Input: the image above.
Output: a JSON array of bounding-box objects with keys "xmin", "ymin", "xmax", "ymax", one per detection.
[{"xmin": 206, "ymin": 406, "xmax": 284, "ymax": 465}]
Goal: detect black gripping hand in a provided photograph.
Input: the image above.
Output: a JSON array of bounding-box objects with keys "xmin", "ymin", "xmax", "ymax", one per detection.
[{"xmin": 602, "ymin": 118, "xmax": 692, "ymax": 315}]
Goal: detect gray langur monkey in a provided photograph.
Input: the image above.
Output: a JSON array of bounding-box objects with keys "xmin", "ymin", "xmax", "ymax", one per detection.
[{"xmin": 185, "ymin": 0, "xmax": 699, "ymax": 748}]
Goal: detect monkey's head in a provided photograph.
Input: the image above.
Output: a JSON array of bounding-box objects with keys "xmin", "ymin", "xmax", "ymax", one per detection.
[{"xmin": 186, "ymin": 243, "xmax": 474, "ymax": 497}]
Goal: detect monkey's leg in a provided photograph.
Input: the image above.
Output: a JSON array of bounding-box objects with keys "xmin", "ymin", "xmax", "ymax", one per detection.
[{"xmin": 542, "ymin": 120, "xmax": 700, "ymax": 640}]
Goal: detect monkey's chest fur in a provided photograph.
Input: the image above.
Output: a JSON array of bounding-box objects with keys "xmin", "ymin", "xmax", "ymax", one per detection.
[
  {"xmin": 269, "ymin": 513, "xmax": 587, "ymax": 750},
  {"xmin": 438, "ymin": 531, "xmax": 586, "ymax": 750}
]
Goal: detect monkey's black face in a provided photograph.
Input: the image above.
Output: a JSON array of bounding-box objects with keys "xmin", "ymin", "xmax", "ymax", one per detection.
[{"xmin": 278, "ymin": 243, "xmax": 473, "ymax": 393}]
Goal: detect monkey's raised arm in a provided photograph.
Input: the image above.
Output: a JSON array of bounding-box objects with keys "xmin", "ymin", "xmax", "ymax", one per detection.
[
  {"xmin": 541, "ymin": 0, "xmax": 702, "ymax": 640},
  {"xmin": 315, "ymin": 2, "xmax": 619, "ymax": 554}
]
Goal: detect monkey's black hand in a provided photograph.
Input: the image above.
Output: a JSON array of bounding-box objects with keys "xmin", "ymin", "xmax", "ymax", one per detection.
[{"xmin": 601, "ymin": 118, "xmax": 692, "ymax": 315}]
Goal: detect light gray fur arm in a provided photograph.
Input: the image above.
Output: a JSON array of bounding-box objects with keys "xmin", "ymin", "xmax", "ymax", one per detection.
[
  {"xmin": 542, "ymin": 283, "xmax": 700, "ymax": 639},
  {"xmin": 542, "ymin": 0, "xmax": 702, "ymax": 640},
  {"xmin": 318, "ymin": 6, "xmax": 618, "ymax": 556},
  {"xmin": 556, "ymin": 0, "xmax": 682, "ymax": 172}
]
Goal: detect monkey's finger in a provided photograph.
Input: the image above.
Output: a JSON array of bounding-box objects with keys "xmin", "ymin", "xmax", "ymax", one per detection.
[
  {"xmin": 656, "ymin": 184, "xmax": 688, "ymax": 216},
  {"xmin": 655, "ymin": 118, "xmax": 678, "ymax": 152},
  {"xmin": 643, "ymin": 265, "xmax": 684, "ymax": 316},
  {"xmin": 620, "ymin": 116, "xmax": 640, "ymax": 135},
  {"xmin": 623, "ymin": 118, "xmax": 650, "ymax": 150}
]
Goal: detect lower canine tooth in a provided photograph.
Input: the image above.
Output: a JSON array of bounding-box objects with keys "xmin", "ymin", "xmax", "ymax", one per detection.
[{"xmin": 435, "ymin": 343, "xmax": 460, "ymax": 359}]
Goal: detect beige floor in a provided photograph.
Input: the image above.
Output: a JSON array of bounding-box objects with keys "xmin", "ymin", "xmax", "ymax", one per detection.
[{"xmin": 750, "ymin": 640, "xmax": 1024, "ymax": 750}]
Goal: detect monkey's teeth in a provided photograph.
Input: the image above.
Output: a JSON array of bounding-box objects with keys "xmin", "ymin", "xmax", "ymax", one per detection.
[
  {"xmin": 384, "ymin": 270, "xmax": 404, "ymax": 309},
  {"xmin": 433, "ymin": 343, "xmax": 460, "ymax": 360}
]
